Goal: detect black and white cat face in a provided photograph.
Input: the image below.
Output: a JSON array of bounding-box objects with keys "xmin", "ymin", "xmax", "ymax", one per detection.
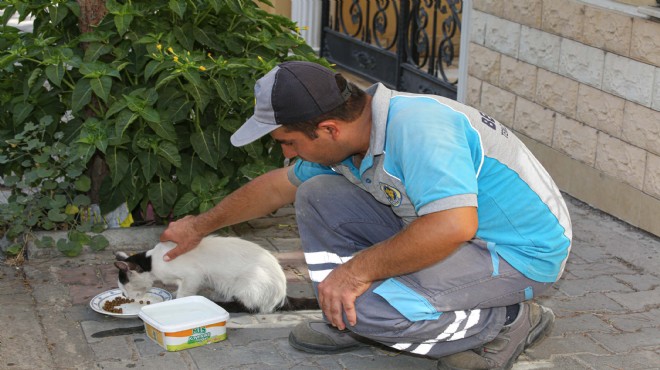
[{"xmin": 114, "ymin": 251, "xmax": 155, "ymax": 300}]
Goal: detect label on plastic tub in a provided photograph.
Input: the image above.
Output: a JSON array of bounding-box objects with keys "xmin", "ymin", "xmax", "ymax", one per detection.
[{"xmin": 144, "ymin": 321, "xmax": 227, "ymax": 351}]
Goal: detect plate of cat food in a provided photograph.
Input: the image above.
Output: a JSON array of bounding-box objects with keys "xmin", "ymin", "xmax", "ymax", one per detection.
[{"xmin": 90, "ymin": 288, "xmax": 173, "ymax": 318}]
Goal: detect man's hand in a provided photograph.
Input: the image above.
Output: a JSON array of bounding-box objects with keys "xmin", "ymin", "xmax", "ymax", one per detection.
[
  {"xmin": 160, "ymin": 215, "xmax": 203, "ymax": 261},
  {"xmin": 317, "ymin": 263, "xmax": 371, "ymax": 330}
]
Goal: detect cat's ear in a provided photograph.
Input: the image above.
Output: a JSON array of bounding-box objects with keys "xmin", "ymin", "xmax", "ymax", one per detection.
[
  {"xmin": 115, "ymin": 251, "xmax": 129, "ymax": 261},
  {"xmin": 115, "ymin": 261, "xmax": 144, "ymax": 273},
  {"xmin": 114, "ymin": 261, "xmax": 131, "ymax": 272}
]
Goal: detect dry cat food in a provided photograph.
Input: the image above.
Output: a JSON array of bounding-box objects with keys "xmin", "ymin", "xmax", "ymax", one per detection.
[{"xmin": 102, "ymin": 296, "xmax": 134, "ymax": 314}]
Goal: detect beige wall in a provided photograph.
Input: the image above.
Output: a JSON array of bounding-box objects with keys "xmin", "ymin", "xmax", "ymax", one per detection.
[
  {"xmin": 259, "ymin": 0, "xmax": 291, "ymax": 17},
  {"xmin": 467, "ymin": 0, "xmax": 660, "ymax": 236}
]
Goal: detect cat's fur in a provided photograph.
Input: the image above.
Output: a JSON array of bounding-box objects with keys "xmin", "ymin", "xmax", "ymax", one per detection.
[{"xmin": 114, "ymin": 235, "xmax": 314, "ymax": 313}]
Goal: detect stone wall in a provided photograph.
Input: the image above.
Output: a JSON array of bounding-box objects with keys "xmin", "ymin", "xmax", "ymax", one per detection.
[{"xmin": 466, "ymin": 0, "xmax": 660, "ymax": 236}]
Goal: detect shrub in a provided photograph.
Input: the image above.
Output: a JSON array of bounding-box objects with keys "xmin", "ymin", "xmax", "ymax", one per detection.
[{"xmin": 0, "ymin": 0, "xmax": 326, "ymax": 257}]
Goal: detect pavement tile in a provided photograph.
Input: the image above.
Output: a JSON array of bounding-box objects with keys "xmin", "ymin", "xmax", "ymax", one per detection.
[
  {"xmin": 589, "ymin": 327, "xmax": 660, "ymax": 353},
  {"xmin": 576, "ymin": 351, "xmax": 660, "ymax": 369},
  {"xmin": 605, "ymin": 287, "xmax": 660, "ymax": 311}
]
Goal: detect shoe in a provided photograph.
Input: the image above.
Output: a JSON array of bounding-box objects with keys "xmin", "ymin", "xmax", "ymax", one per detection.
[
  {"xmin": 288, "ymin": 320, "xmax": 368, "ymax": 354},
  {"xmin": 437, "ymin": 302, "xmax": 555, "ymax": 370}
]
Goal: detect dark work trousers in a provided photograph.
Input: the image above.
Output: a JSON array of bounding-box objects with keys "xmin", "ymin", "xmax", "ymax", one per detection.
[{"xmin": 294, "ymin": 175, "xmax": 553, "ymax": 358}]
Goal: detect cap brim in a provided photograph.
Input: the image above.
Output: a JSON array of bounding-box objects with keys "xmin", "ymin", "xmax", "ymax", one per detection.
[{"xmin": 230, "ymin": 116, "xmax": 281, "ymax": 147}]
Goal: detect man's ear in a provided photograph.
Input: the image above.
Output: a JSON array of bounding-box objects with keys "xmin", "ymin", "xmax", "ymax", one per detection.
[{"xmin": 317, "ymin": 120, "xmax": 340, "ymax": 139}]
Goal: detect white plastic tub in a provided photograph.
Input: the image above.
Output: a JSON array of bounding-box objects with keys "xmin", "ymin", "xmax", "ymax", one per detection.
[{"xmin": 138, "ymin": 295, "xmax": 230, "ymax": 351}]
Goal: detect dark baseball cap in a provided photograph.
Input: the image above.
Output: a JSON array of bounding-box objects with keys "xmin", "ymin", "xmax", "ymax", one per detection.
[{"xmin": 230, "ymin": 61, "xmax": 351, "ymax": 147}]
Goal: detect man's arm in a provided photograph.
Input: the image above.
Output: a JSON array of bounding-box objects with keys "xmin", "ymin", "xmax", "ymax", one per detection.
[
  {"xmin": 317, "ymin": 206, "xmax": 478, "ymax": 329},
  {"xmin": 160, "ymin": 166, "xmax": 297, "ymax": 261}
]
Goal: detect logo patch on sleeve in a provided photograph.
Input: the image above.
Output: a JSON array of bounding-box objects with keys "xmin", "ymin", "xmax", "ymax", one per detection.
[{"xmin": 379, "ymin": 183, "xmax": 402, "ymax": 207}]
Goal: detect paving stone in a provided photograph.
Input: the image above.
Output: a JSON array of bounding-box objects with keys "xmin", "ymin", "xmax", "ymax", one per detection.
[
  {"xmin": 268, "ymin": 237, "xmax": 303, "ymax": 252},
  {"xmin": 614, "ymin": 273, "xmax": 659, "ymax": 291},
  {"xmin": 514, "ymin": 356, "xmax": 591, "ymax": 370},
  {"xmin": 605, "ymin": 287, "xmax": 660, "ymax": 311},
  {"xmin": 600, "ymin": 312, "xmax": 658, "ymax": 332},
  {"xmin": 0, "ymin": 296, "xmax": 53, "ymax": 369},
  {"xmin": 524, "ymin": 336, "xmax": 610, "ymax": 360},
  {"xmin": 551, "ymin": 313, "xmax": 616, "ymax": 336},
  {"xmin": 576, "ymin": 350, "xmax": 660, "ymax": 369},
  {"xmin": 544, "ymin": 293, "xmax": 627, "ymax": 316},
  {"xmin": 589, "ymin": 327, "xmax": 660, "ymax": 353},
  {"xmin": 554, "ymin": 275, "xmax": 632, "ymax": 296}
]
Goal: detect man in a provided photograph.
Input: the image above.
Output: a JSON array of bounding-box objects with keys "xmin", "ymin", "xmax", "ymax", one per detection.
[{"xmin": 160, "ymin": 61, "xmax": 572, "ymax": 370}]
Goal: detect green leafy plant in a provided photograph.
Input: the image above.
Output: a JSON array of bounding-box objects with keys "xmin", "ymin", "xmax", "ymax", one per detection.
[{"xmin": 0, "ymin": 0, "xmax": 326, "ymax": 257}]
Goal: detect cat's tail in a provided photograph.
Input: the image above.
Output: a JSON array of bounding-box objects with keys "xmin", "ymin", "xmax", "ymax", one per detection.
[{"xmin": 278, "ymin": 296, "xmax": 319, "ymax": 311}]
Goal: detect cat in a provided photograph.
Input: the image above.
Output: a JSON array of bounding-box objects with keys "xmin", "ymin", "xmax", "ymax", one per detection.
[{"xmin": 114, "ymin": 235, "xmax": 318, "ymax": 313}]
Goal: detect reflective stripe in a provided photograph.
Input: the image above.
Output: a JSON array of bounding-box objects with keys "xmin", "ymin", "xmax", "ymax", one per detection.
[
  {"xmin": 304, "ymin": 251, "xmax": 353, "ymax": 265},
  {"xmin": 411, "ymin": 309, "xmax": 481, "ymax": 355},
  {"xmin": 308, "ymin": 269, "xmax": 332, "ymax": 282},
  {"xmin": 391, "ymin": 343, "xmax": 412, "ymax": 350}
]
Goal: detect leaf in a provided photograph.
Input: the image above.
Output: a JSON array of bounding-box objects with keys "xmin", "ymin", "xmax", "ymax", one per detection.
[
  {"xmin": 57, "ymin": 238, "xmax": 83, "ymax": 257},
  {"xmin": 83, "ymin": 43, "xmax": 113, "ymax": 62},
  {"xmin": 210, "ymin": 77, "xmax": 231, "ymax": 104},
  {"xmin": 140, "ymin": 106, "xmax": 160, "ymax": 124},
  {"xmin": 139, "ymin": 151, "xmax": 158, "ymax": 181},
  {"xmin": 48, "ymin": 4, "xmax": 69, "ymax": 25},
  {"xmin": 115, "ymin": 110, "xmax": 139, "ymax": 138},
  {"xmin": 172, "ymin": 192, "xmax": 200, "ymax": 217},
  {"xmin": 114, "ymin": 14, "xmax": 134, "ymax": 36},
  {"xmin": 105, "ymin": 99, "xmax": 128, "ymax": 119},
  {"xmin": 89, "ymin": 235, "xmax": 109, "ymax": 251},
  {"xmin": 146, "ymin": 115, "xmax": 177, "ymax": 142},
  {"xmin": 48, "ymin": 209, "xmax": 68, "ymax": 222},
  {"xmin": 169, "ymin": 0, "xmax": 187, "ymax": 19},
  {"xmin": 28, "ymin": 68, "xmax": 43, "ymax": 89},
  {"xmin": 106, "ymin": 148, "xmax": 130, "ymax": 187},
  {"xmin": 12, "ymin": 102, "xmax": 33, "ymax": 126},
  {"xmin": 74, "ymin": 175, "xmax": 91, "ymax": 192},
  {"xmin": 45, "ymin": 64, "xmax": 65, "ymax": 87},
  {"xmin": 90, "ymin": 76, "xmax": 112, "ymax": 103},
  {"xmin": 156, "ymin": 141, "xmax": 181, "ymax": 167},
  {"xmin": 71, "ymin": 78, "xmax": 93, "ymax": 113},
  {"xmin": 190, "ymin": 131, "xmax": 218, "ymax": 169},
  {"xmin": 148, "ymin": 180, "xmax": 178, "ymax": 217},
  {"xmin": 244, "ymin": 140, "xmax": 263, "ymax": 159}
]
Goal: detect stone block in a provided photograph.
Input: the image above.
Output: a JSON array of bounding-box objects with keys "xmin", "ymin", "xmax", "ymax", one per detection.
[
  {"xmin": 484, "ymin": 15, "xmax": 520, "ymax": 58},
  {"xmin": 467, "ymin": 43, "xmax": 501, "ymax": 85},
  {"xmin": 576, "ymin": 84, "xmax": 625, "ymax": 137},
  {"xmin": 466, "ymin": 75, "xmax": 482, "ymax": 108},
  {"xmin": 541, "ymin": 0, "xmax": 585, "ymax": 40},
  {"xmin": 535, "ymin": 69, "xmax": 579, "ymax": 118},
  {"xmin": 470, "ymin": 10, "xmax": 487, "ymax": 45},
  {"xmin": 581, "ymin": 5, "xmax": 633, "ymax": 57},
  {"xmin": 595, "ymin": 132, "xmax": 646, "ymax": 190},
  {"xmin": 644, "ymin": 153, "xmax": 660, "ymax": 199},
  {"xmin": 499, "ymin": 55, "xmax": 537, "ymax": 101},
  {"xmin": 622, "ymin": 101, "xmax": 660, "ymax": 156},
  {"xmin": 630, "ymin": 17, "xmax": 660, "ymax": 66},
  {"xmin": 502, "ymin": 0, "xmax": 543, "ymax": 28},
  {"xmin": 480, "ymin": 82, "xmax": 516, "ymax": 125},
  {"xmin": 519, "ymin": 26, "xmax": 561, "ymax": 72},
  {"xmin": 472, "ymin": 0, "xmax": 503, "ymax": 18},
  {"xmin": 654, "ymin": 67, "xmax": 660, "ymax": 111},
  {"xmin": 559, "ymin": 38, "xmax": 605, "ymax": 88},
  {"xmin": 552, "ymin": 114, "xmax": 597, "ymax": 166},
  {"xmin": 603, "ymin": 53, "xmax": 655, "ymax": 107},
  {"xmin": 513, "ymin": 97, "xmax": 556, "ymax": 145},
  {"xmin": 601, "ymin": 312, "xmax": 660, "ymax": 332}
]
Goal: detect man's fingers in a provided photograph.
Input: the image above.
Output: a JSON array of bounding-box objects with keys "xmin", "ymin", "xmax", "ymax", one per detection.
[
  {"xmin": 343, "ymin": 302, "xmax": 357, "ymax": 327},
  {"xmin": 163, "ymin": 245, "xmax": 186, "ymax": 262}
]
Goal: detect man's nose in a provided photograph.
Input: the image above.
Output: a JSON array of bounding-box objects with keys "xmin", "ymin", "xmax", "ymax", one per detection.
[{"xmin": 281, "ymin": 145, "xmax": 297, "ymax": 159}]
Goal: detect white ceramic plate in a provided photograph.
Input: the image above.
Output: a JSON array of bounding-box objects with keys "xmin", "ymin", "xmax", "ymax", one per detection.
[{"xmin": 90, "ymin": 288, "xmax": 172, "ymax": 318}]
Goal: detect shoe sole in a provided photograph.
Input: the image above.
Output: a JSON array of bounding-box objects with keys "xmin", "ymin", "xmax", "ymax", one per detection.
[{"xmin": 288, "ymin": 331, "xmax": 366, "ymax": 354}]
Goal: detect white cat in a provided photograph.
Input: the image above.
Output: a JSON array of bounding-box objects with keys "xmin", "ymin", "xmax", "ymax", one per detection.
[{"xmin": 114, "ymin": 235, "xmax": 289, "ymax": 313}]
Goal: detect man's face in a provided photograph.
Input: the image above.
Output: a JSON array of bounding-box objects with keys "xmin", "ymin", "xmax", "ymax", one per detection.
[{"xmin": 270, "ymin": 126, "xmax": 348, "ymax": 166}]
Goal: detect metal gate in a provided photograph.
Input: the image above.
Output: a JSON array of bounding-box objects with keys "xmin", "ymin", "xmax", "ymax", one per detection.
[{"xmin": 320, "ymin": 0, "xmax": 463, "ymax": 99}]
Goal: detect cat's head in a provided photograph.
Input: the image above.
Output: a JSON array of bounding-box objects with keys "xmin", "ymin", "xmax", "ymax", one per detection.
[{"xmin": 114, "ymin": 251, "xmax": 154, "ymax": 300}]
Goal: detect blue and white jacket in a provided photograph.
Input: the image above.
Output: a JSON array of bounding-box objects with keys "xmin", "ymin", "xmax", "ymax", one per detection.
[{"xmin": 288, "ymin": 83, "xmax": 572, "ymax": 283}]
